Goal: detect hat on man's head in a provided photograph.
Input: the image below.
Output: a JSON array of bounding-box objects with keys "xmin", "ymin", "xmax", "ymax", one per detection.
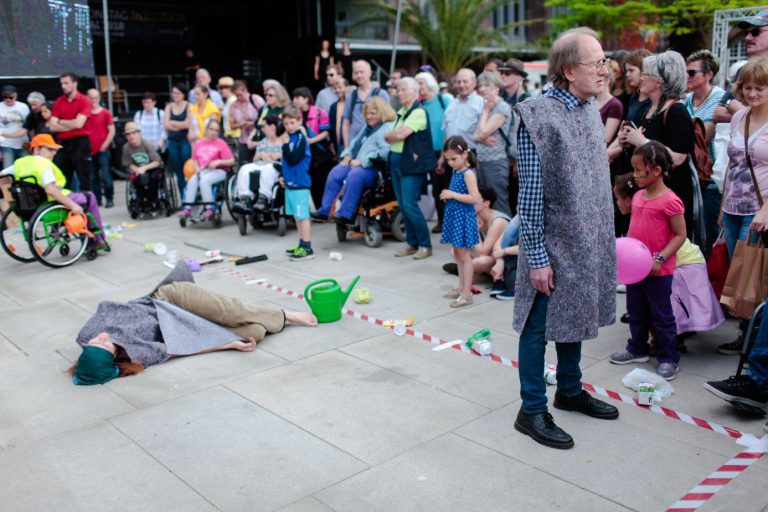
[
  {"xmin": 124, "ymin": 121, "xmax": 140, "ymax": 134},
  {"xmin": 1, "ymin": 85, "xmax": 16, "ymax": 95},
  {"xmin": 738, "ymin": 10, "xmax": 768, "ymax": 28},
  {"xmin": 72, "ymin": 346, "xmax": 120, "ymax": 385},
  {"xmin": 497, "ymin": 58, "xmax": 528, "ymax": 77},
  {"xmin": 29, "ymin": 133, "xmax": 62, "ymax": 149},
  {"xmin": 217, "ymin": 76, "xmax": 235, "ymax": 88}
]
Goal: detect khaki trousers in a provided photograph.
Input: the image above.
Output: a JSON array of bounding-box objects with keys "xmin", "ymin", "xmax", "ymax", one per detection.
[{"xmin": 154, "ymin": 282, "xmax": 285, "ymax": 341}]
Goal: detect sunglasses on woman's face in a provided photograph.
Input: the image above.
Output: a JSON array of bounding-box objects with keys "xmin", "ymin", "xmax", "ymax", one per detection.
[{"xmin": 686, "ymin": 69, "xmax": 703, "ymax": 78}]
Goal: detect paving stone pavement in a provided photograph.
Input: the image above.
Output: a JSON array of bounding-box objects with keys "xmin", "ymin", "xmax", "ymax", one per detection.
[{"xmin": 0, "ymin": 180, "xmax": 766, "ymax": 512}]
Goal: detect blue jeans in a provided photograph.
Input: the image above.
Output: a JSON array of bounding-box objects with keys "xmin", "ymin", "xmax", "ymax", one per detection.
[
  {"xmin": 166, "ymin": 138, "xmax": 191, "ymax": 190},
  {"xmin": 389, "ymin": 153, "xmax": 431, "ymax": 249},
  {"xmin": 518, "ymin": 293, "xmax": 583, "ymax": 413},
  {"xmin": 500, "ymin": 214, "xmax": 520, "ymax": 248},
  {"xmin": 318, "ymin": 164, "xmax": 377, "ymax": 219},
  {"xmin": 722, "ymin": 212, "xmax": 757, "ymax": 260},
  {"xmin": 746, "ymin": 295, "xmax": 768, "ymax": 390},
  {"xmin": 89, "ymin": 150, "xmax": 113, "ymax": 203},
  {"xmin": 1, "ymin": 146, "xmax": 25, "ymax": 169}
]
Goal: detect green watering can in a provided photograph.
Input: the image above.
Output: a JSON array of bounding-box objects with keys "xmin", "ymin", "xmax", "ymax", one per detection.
[{"xmin": 304, "ymin": 275, "xmax": 360, "ymax": 323}]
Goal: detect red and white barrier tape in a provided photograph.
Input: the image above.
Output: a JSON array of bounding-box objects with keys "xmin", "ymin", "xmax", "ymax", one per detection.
[
  {"xmin": 666, "ymin": 449, "xmax": 766, "ymax": 512},
  {"xmin": 215, "ymin": 265, "xmax": 749, "ymax": 443}
]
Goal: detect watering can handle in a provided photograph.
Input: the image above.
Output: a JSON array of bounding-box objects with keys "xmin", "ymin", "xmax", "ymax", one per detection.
[
  {"xmin": 304, "ymin": 279, "xmax": 338, "ymax": 304},
  {"xmin": 66, "ymin": 211, "xmax": 95, "ymax": 238}
]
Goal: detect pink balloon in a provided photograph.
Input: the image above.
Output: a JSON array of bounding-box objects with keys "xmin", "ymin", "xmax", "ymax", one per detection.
[{"xmin": 616, "ymin": 237, "xmax": 652, "ymax": 285}]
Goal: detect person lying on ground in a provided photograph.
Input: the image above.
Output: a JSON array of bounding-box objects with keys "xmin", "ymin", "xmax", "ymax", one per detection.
[{"xmin": 70, "ymin": 262, "xmax": 317, "ymax": 385}]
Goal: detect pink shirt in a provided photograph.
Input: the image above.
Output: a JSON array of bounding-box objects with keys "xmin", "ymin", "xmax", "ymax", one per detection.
[
  {"xmin": 627, "ymin": 189, "xmax": 685, "ymax": 276},
  {"xmin": 192, "ymin": 137, "xmax": 233, "ymax": 169}
]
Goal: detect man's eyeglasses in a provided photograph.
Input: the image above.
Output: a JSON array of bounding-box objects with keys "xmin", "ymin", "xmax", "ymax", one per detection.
[
  {"xmin": 577, "ymin": 58, "xmax": 611, "ymax": 71},
  {"xmin": 2, "ymin": 95, "xmax": 13, "ymax": 100},
  {"xmin": 746, "ymin": 27, "xmax": 768, "ymax": 37},
  {"xmin": 686, "ymin": 69, "xmax": 704, "ymax": 78}
]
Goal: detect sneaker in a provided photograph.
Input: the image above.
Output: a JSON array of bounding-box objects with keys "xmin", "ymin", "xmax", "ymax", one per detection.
[
  {"xmin": 431, "ymin": 223, "xmax": 442, "ymax": 234},
  {"xmin": 489, "ymin": 280, "xmax": 505, "ymax": 297},
  {"xmin": 717, "ymin": 334, "xmax": 744, "ymax": 355},
  {"xmin": 413, "ymin": 247, "xmax": 432, "ymax": 260},
  {"xmin": 609, "ymin": 350, "xmax": 650, "ymax": 365},
  {"xmin": 450, "ymin": 295, "xmax": 473, "ymax": 308},
  {"xmin": 289, "ymin": 247, "xmax": 315, "ymax": 261},
  {"xmin": 495, "ymin": 289, "xmax": 516, "ymax": 300},
  {"xmin": 201, "ymin": 207, "xmax": 215, "ymax": 219},
  {"xmin": 443, "ymin": 288, "xmax": 460, "ymax": 299},
  {"xmin": 657, "ymin": 362, "xmax": 679, "ymax": 381},
  {"xmin": 620, "ymin": 312, "xmax": 630, "ymax": 324},
  {"xmin": 285, "ymin": 245, "xmax": 300, "ymax": 255},
  {"xmin": 332, "ymin": 214, "xmax": 353, "ymax": 225},
  {"xmin": 704, "ymin": 375, "xmax": 768, "ymax": 408},
  {"xmin": 177, "ymin": 207, "xmax": 191, "ymax": 218},
  {"xmin": 442, "ymin": 262, "xmax": 458, "ymax": 275},
  {"xmin": 105, "ymin": 199, "xmax": 114, "ymax": 208},
  {"xmin": 310, "ymin": 211, "xmax": 328, "ymax": 221},
  {"xmin": 395, "ymin": 245, "xmax": 418, "ymax": 257}
]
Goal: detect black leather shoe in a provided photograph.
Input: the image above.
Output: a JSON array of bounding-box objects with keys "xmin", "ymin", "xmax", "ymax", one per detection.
[
  {"xmin": 553, "ymin": 390, "xmax": 619, "ymax": 419},
  {"xmin": 332, "ymin": 214, "xmax": 353, "ymax": 225},
  {"xmin": 310, "ymin": 212, "xmax": 328, "ymax": 221},
  {"xmin": 514, "ymin": 408, "xmax": 574, "ymax": 449}
]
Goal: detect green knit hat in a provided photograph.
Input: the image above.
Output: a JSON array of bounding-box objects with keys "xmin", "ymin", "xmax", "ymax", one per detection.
[{"xmin": 73, "ymin": 346, "xmax": 120, "ymax": 385}]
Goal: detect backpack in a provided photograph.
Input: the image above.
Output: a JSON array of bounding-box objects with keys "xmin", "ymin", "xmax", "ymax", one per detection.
[
  {"xmin": 350, "ymin": 87, "xmax": 381, "ymax": 108},
  {"xmin": 138, "ymin": 108, "xmax": 162, "ymax": 124},
  {"xmin": 663, "ymin": 106, "xmax": 713, "ymax": 181}
]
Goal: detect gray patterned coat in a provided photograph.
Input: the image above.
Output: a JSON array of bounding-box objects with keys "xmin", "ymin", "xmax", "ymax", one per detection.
[{"xmin": 513, "ymin": 96, "xmax": 616, "ymax": 342}]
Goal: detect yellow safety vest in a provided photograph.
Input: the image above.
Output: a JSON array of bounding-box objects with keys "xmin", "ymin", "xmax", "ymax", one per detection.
[{"xmin": 13, "ymin": 155, "xmax": 70, "ymax": 199}]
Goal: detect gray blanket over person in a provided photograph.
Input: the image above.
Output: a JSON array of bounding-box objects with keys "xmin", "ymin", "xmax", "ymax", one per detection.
[{"xmin": 71, "ymin": 262, "xmax": 317, "ymax": 385}]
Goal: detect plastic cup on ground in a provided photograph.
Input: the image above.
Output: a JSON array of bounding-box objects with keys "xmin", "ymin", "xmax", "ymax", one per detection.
[{"xmin": 153, "ymin": 243, "xmax": 167, "ymax": 256}]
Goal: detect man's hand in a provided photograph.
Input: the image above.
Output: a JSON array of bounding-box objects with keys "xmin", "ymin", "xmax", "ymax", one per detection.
[{"xmin": 529, "ymin": 266, "xmax": 554, "ymax": 295}]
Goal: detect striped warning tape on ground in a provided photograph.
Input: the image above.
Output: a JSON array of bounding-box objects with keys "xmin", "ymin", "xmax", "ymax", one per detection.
[
  {"xmin": 214, "ymin": 265, "xmax": 745, "ymax": 441},
  {"xmin": 666, "ymin": 449, "xmax": 766, "ymax": 511}
]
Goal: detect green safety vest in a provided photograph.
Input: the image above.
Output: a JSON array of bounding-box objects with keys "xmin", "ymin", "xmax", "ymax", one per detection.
[{"xmin": 13, "ymin": 155, "xmax": 69, "ymax": 199}]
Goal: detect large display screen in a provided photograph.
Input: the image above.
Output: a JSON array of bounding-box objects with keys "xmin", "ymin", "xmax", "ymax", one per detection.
[{"xmin": 0, "ymin": 0, "xmax": 94, "ymax": 78}]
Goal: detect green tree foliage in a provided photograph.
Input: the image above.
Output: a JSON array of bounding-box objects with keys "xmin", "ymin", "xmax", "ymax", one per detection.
[
  {"xmin": 361, "ymin": 0, "xmax": 514, "ymax": 73},
  {"xmin": 545, "ymin": 0, "xmax": 756, "ymax": 47}
]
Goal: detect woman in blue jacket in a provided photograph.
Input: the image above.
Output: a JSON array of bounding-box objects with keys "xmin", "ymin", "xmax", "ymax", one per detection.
[{"xmin": 311, "ymin": 97, "xmax": 396, "ymax": 223}]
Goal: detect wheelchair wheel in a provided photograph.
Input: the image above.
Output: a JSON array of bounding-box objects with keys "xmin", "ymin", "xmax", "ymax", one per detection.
[
  {"xmin": 166, "ymin": 173, "xmax": 180, "ymax": 212},
  {"xmin": 277, "ymin": 216, "xmax": 286, "ymax": 236},
  {"xmin": 225, "ymin": 174, "xmax": 238, "ymax": 221},
  {"xmin": 179, "ymin": 217, "xmax": 187, "ymax": 228},
  {"xmin": 0, "ymin": 206, "xmax": 35, "ymax": 263},
  {"xmin": 27, "ymin": 204, "xmax": 88, "ymax": 268},
  {"xmin": 336, "ymin": 222, "xmax": 347, "ymax": 242},
  {"xmin": 391, "ymin": 209, "xmax": 406, "ymax": 242},
  {"xmin": 364, "ymin": 220, "xmax": 384, "ymax": 248},
  {"xmin": 236, "ymin": 213, "xmax": 247, "ymax": 236},
  {"xmin": 213, "ymin": 210, "xmax": 223, "ymax": 228}
]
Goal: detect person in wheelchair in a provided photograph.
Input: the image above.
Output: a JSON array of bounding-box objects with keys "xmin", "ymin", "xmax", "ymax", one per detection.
[
  {"xmin": 233, "ymin": 114, "xmax": 284, "ymax": 212},
  {"xmin": 1, "ymin": 134, "xmax": 106, "ymax": 247},
  {"xmin": 121, "ymin": 122, "xmax": 164, "ymax": 214},
  {"xmin": 179, "ymin": 119, "xmax": 235, "ymax": 219},
  {"xmin": 310, "ymin": 97, "xmax": 395, "ymax": 224}
]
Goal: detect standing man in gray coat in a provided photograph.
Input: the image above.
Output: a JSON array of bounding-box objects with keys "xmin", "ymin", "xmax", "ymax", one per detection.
[{"xmin": 513, "ymin": 27, "xmax": 618, "ymax": 449}]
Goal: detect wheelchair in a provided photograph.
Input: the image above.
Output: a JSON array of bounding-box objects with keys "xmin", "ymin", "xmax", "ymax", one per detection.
[
  {"xmin": 226, "ymin": 163, "xmax": 291, "ymax": 237},
  {"xmin": 334, "ymin": 158, "xmax": 406, "ymax": 248},
  {"xmin": 179, "ymin": 171, "xmax": 230, "ymax": 229},
  {"xmin": 125, "ymin": 166, "xmax": 179, "ymax": 219},
  {"xmin": 0, "ymin": 176, "xmax": 110, "ymax": 268}
]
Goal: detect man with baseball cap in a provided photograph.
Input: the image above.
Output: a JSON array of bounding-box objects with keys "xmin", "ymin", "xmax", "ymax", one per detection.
[
  {"xmin": 714, "ymin": 10, "xmax": 768, "ymax": 123},
  {"xmin": 0, "ymin": 85, "xmax": 30, "ymax": 168}
]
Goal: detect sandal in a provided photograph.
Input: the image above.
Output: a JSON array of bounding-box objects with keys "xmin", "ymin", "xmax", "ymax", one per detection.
[
  {"xmin": 450, "ymin": 295, "xmax": 473, "ymax": 308},
  {"xmin": 443, "ymin": 289, "xmax": 460, "ymax": 299}
]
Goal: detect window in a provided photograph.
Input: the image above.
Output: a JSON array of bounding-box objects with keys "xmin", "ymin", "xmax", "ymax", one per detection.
[{"xmin": 493, "ymin": 1, "xmax": 526, "ymax": 44}]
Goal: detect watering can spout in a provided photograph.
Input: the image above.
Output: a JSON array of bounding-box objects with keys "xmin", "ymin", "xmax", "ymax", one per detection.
[{"xmin": 341, "ymin": 275, "xmax": 360, "ymax": 307}]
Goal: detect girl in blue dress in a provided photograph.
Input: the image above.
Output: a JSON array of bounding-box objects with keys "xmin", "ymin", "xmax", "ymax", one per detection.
[{"xmin": 440, "ymin": 136, "xmax": 482, "ymax": 308}]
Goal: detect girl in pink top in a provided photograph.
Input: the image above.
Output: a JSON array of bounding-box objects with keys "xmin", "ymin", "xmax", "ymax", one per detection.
[{"xmin": 610, "ymin": 141, "xmax": 687, "ymax": 380}]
